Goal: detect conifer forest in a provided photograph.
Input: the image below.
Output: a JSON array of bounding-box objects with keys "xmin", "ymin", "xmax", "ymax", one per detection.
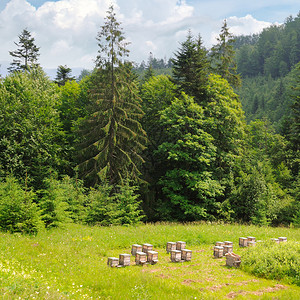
[{"xmin": 0, "ymin": 6, "xmax": 299, "ymax": 234}]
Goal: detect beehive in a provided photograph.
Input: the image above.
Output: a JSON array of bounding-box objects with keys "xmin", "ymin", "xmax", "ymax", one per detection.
[
  {"xmin": 119, "ymin": 254, "xmax": 130, "ymax": 266},
  {"xmin": 239, "ymin": 237, "xmax": 248, "ymax": 247},
  {"xmin": 225, "ymin": 252, "xmax": 241, "ymax": 267},
  {"xmin": 181, "ymin": 249, "xmax": 192, "ymax": 261},
  {"xmin": 224, "ymin": 241, "xmax": 233, "ymax": 246},
  {"xmin": 279, "ymin": 237, "xmax": 287, "ymax": 243},
  {"xmin": 176, "ymin": 241, "xmax": 186, "ymax": 251},
  {"xmin": 223, "ymin": 245, "xmax": 233, "ymax": 255},
  {"xmin": 135, "ymin": 252, "xmax": 147, "ymax": 265},
  {"xmin": 147, "ymin": 251, "xmax": 158, "ymax": 264},
  {"xmin": 142, "ymin": 243, "xmax": 153, "ymax": 254},
  {"xmin": 247, "ymin": 236, "xmax": 256, "ymax": 243},
  {"xmin": 247, "ymin": 241, "xmax": 256, "ymax": 247},
  {"xmin": 166, "ymin": 242, "xmax": 176, "ymax": 253},
  {"xmin": 170, "ymin": 250, "xmax": 182, "ymax": 262},
  {"xmin": 107, "ymin": 257, "xmax": 119, "ymax": 267},
  {"xmin": 213, "ymin": 246, "xmax": 223, "ymax": 258},
  {"xmin": 131, "ymin": 244, "xmax": 142, "ymax": 256},
  {"xmin": 215, "ymin": 241, "xmax": 224, "ymax": 247}
]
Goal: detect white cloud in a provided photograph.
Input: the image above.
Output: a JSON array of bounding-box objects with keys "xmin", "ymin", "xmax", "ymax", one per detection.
[
  {"xmin": 227, "ymin": 14, "xmax": 277, "ymax": 36},
  {"xmin": 0, "ymin": 0, "xmax": 298, "ymax": 75},
  {"xmin": 209, "ymin": 14, "xmax": 276, "ymax": 45}
]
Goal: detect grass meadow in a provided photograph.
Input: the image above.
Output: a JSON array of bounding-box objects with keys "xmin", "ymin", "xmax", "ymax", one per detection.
[{"xmin": 0, "ymin": 222, "xmax": 300, "ymax": 299}]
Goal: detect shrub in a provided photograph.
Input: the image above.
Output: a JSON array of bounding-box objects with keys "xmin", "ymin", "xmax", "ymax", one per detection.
[
  {"xmin": 0, "ymin": 176, "xmax": 44, "ymax": 234},
  {"xmin": 86, "ymin": 181, "xmax": 144, "ymax": 226},
  {"xmin": 39, "ymin": 176, "xmax": 72, "ymax": 228},
  {"xmin": 241, "ymin": 241, "xmax": 300, "ymax": 286}
]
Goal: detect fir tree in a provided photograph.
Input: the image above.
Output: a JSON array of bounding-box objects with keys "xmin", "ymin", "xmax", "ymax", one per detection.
[
  {"xmin": 8, "ymin": 29, "xmax": 40, "ymax": 72},
  {"xmin": 55, "ymin": 65, "xmax": 75, "ymax": 86},
  {"xmin": 77, "ymin": 5, "xmax": 147, "ymax": 186},
  {"xmin": 210, "ymin": 20, "xmax": 241, "ymax": 87},
  {"xmin": 172, "ymin": 31, "xmax": 209, "ymax": 103}
]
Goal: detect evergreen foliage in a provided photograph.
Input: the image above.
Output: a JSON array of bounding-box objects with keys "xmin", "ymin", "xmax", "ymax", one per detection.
[
  {"xmin": 210, "ymin": 20, "xmax": 241, "ymax": 87},
  {"xmin": 77, "ymin": 6, "xmax": 147, "ymax": 186},
  {"xmin": 8, "ymin": 29, "xmax": 40, "ymax": 73},
  {"xmin": 86, "ymin": 180, "xmax": 143, "ymax": 225},
  {"xmin": 0, "ymin": 176, "xmax": 44, "ymax": 234},
  {"xmin": 172, "ymin": 31, "xmax": 209, "ymax": 102},
  {"xmin": 55, "ymin": 65, "xmax": 75, "ymax": 86},
  {"xmin": 39, "ymin": 175, "xmax": 73, "ymax": 228}
]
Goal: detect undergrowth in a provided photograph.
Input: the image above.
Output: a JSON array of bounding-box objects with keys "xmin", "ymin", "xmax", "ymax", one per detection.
[{"xmin": 241, "ymin": 240, "xmax": 300, "ymax": 286}]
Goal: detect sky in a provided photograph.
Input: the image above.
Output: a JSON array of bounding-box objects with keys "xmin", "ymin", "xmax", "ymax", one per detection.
[{"xmin": 0, "ymin": 0, "xmax": 299, "ymax": 76}]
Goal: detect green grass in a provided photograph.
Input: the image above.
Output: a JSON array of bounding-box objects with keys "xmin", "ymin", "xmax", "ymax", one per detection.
[{"xmin": 0, "ymin": 222, "xmax": 300, "ymax": 299}]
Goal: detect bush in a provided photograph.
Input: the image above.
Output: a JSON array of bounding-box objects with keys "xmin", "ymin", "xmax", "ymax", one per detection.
[
  {"xmin": 0, "ymin": 176, "xmax": 44, "ymax": 234},
  {"xmin": 86, "ymin": 181, "xmax": 144, "ymax": 226},
  {"xmin": 39, "ymin": 176, "xmax": 72, "ymax": 228},
  {"xmin": 241, "ymin": 241, "xmax": 300, "ymax": 286}
]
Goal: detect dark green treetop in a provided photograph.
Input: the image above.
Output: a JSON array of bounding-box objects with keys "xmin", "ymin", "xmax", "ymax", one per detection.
[
  {"xmin": 55, "ymin": 65, "xmax": 75, "ymax": 86},
  {"xmin": 172, "ymin": 31, "xmax": 209, "ymax": 103}
]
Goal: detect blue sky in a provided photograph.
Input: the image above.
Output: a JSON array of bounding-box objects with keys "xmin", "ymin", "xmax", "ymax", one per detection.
[{"xmin": 0, "ymin": 0, "xmax": 299, "ymax": 75}]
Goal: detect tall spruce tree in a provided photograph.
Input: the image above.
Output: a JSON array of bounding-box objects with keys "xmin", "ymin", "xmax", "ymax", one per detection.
[
  {"xmin": 210, "ymin": 20, "xmax": 241, "ymax": 87},
  {"xmin": 77, "ymin": 5, "xmax": 147, "ymax": 186},
  {"xmin": 8, "ymin": 29, "xmax": 40, "ymax": 73},
  {"xmin": 172, "ymin": 31, "xmax": 209, "ymax": 103}
]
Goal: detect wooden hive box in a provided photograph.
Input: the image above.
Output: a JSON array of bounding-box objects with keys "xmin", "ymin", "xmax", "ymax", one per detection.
[
  {"xmin": 176, "ymin": 241, "xmax": 186, "ymax": 251},
  {"xmin": 239, "ymin": 237, "xmax": 248, "ymax": 247},
  {"xmin": 215, "ymin": 241, "xmax": 224, "ymax": 247},
  {"xmin": 247, "ymin": 236, "xmax": 256, "ymax": 243},
  {"xmin": 142, "ymin": 243, "xmax": 153, "ymax": 254},
  {"xmin": 135, "ymin": 252, "xmax": 147, "ymax": 265},
  {"xmin": 279, "ymin": 237, "xmax": 287, "ymax": 243},
  {"xmin": 247, "ymin": 241, "xmax": 256, "ymax": 247},
  {"xmin": 166, "ymin": 242, "xmax": 176, "ymax": 253},
  {"xmin": 225, "ymin": 252, "xmax": 241, "ymax": 267},
  {"xmin": 181, "ymin": 249, "xmax": 192, "ymax": 261},
  {"xmin": 119, "ymin": 254, "xmax": 131, "ymax": 266},
  {"xmin": 213, "ymin": 246, "xmax": 223, "ymax": 258},
  {"xmin": 131, "ymin": 244, "xmax": 142, "ymax": 256},
  {"xmin": 107, "ymin": 257, "xmax": 119, "ymax": 267},
  {"xmin": 170, "ymin": 250, "xmax": 182, "ymax": 262},
  {"xmin": 224, "ymin": 241, "xmax": 233, "ymax": 246},
  {"xmin": 223, "ymin": 245, "xmax": 233, "ymax": 255},
  {"xmin": 147, "ymin": 251, "xmax": 158, "ymax": 264}
]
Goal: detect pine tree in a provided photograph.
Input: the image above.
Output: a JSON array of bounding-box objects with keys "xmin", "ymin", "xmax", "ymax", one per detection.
[
  {"xmin": 172, "ymin": 31, "xmax": 209, "ymax": 103},
  {"xmin": 210, "ymin": 20, "xmax": 241, "ymax": 87},
  {"xmin": 8, "ymin": 29, "xmax": 40, "ymax": 72},
  {"xmin": 77, "ymin": 5, "xmax": 147, "ymax": 186},
  {"xmin": 55, "ymin": 65, "xmax": 75, "ymax": 86}
]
